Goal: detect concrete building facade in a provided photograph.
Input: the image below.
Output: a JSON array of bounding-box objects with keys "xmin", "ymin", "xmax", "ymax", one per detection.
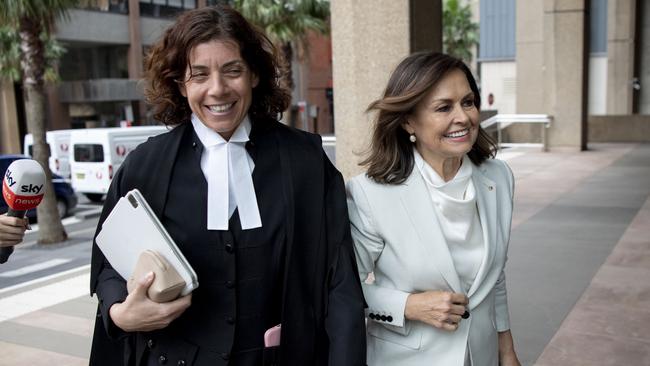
[
  {"xmin": 331, "ymin": 0, "xmax": 442, "ymax": 179},
  {"xmin": 0, "ymin": 0, "xmax": 335, "ymax": 154},
  {"xmin": 488, "ymin": 0, "xmax": 648, "ymax": 149},
  {"xmin": 3, "ymin": 1, "xmax": 648, "ymax": 160},
  {"xmin": 333, "ymin": 0, "xmax": 649, "ymax": 178},
  {"xmin": 0, "ymin": 0, "xmax": 181, "ymax": 154}
]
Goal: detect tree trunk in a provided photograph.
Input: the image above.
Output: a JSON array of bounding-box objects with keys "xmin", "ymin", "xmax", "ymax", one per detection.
[
  {"xmin": 19, "ymin": 17, "xmax": 67, "ymax": 244},
  {"xmin": 281, "ymin": 42, "xmax": 295, "ymax": 92}
]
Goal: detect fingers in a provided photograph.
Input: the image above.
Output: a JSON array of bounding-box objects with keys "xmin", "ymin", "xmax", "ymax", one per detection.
[
  {"xmin": 140, "ymin": 271, "xmax": 155, "ymax": 286},
  {"xmin": 446, "ymin": 314, "xmax": 462, "ymax": 325},
  {"xmin": 429, "ymin": 318, "xmax": 460, "ymax": 332},
  {"xmin": 163, "ymin": 293, "xmax": 192, "ymax": 312},
  {"xmin": 0, "ymin": 232, "xmax": 23, "ymax": 247},
  {"xmin": 450, "ymin": 292, "xmax": 469, "ymax": 306},
  {"xmin": 0, "ymin": 214, "xmax": 28, "ymax": 228},
  {"xmin": 451, "ymin": 293, "xmax": 471, "ymax": 319},
  {"xmin": 178, "ymin": 293, "xmax": 192, "ymax": 306},
  {"xmin": 0, "ymin": 215, "xmax": 28, "ymax": 245},
  {"xmin": 130, "ymin": 272, "xmax": 155, "ymax": 299},
  {"xmin": 450, "ymin": 303, "xmax": 467, "ymax": 316},
  {"xmin": 439, "ymin": 321, "xmax": 460, "ymax": 332},
  {"xmin": 437, "ymin": 291, "xmax": 468, "ymax": 314},
  {"xmin": 405, "ymin": 290, "xmax": 470, "ymax": 332},
  {"xmin": 142, "ymin": 294, "xmax": 192, "ymax": 331},
  {"xmin": 418, "ymin": 291, "xmax": 469, "ymax": 332},
  {"xmin": 430, "ymin": 311, "xmax": 462, "ymax": 330},
  {"xmin": 0, "ymin": 241, "xmax": 20, "ymax": 247},
  {"xmin": 112, "ymin": 290, "xmax": 191, "ymax": 332},
  {"xmin": 161, "ymin": 294, "xmax": 192, "ymax": 318}
]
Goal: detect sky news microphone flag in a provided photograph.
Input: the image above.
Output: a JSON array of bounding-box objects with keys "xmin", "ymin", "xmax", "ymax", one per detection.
[{"xmin": 1, "ymin": 159, "xmax": 46, "ymax": 263}]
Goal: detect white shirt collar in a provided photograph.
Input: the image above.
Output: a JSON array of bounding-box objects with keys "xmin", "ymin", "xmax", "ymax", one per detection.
[{"xmin": 191, "ymin": 113, "xmax": 252, "ymax": 147}]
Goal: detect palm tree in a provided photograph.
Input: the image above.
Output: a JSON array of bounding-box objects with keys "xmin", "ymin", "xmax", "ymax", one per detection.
[
  {"xmin": 0, "ymin": 26, "xmax": 65, "ymax": 85},
  {"xmin": 0, "ymin": 0, "xmax": 81, "ymax": 243},
  {"xmin": 442, "ymin": 0, "xmax": 478, "ymax": 63},
  {"xmin": 232, "ymin": 0, "xmax": 329, "ymax": 92}
]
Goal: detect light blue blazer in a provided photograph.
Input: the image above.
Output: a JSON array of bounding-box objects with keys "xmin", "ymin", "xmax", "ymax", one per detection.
[{"xmin": 346, "ymin": 158, "xmax": 515, "ymax": 366}]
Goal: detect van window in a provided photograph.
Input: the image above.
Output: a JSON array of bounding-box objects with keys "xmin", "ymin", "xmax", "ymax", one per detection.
[
  {"xmin": 28, "ymin": 145, "xmax": 34, "ymax": 156},
  {"xmin": 74, "ymin": 144, "xmax": 104, "ymax": 162}
]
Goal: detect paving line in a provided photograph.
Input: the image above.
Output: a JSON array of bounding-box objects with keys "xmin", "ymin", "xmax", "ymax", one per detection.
[
  {"xmin": 66, "ymin": 226, "xmax": 97, "ymax": 237},
  {"xmin": 76, "ymin": 203, "xmax": 101, "ymax": 209},
  {"xmin": 0, "ymin": 265, "xmax": 90, "ymax": 296},
  {"xmin": 29, "ymin": 216, "xmax": 82, "ymax": 233},
  {"xmin": 0, "ymin": 270, "xmax": 91, "ymax": 322},
  {"xmin": 0, "ymin": 216, "xmax": 100, "ymax": 322},
  {"xmin": 0, "ymin": 258, "xmax": 72, "ymax": 278},
  {"xmin": 21, "ymin": 226, "xmax": 97, "ymax": 249}
]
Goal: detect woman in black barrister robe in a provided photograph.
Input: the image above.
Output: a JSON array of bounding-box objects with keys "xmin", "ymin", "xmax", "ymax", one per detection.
[{"xmin": 89, "ymin": 5, "xmax": 366, "ymax": 366}]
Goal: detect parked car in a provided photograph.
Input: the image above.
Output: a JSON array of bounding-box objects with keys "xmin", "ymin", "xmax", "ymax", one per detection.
[{"xmin": 0, "ymin": 155, "xmax": 77, "ymax": 220}]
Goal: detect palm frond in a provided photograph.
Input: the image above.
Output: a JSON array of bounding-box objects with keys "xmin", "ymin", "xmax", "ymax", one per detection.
[
  {"xmin": 442, "ymin": 0, "xmax": 478, "ymax": 63},
  {"xmin": 0, "ymin": 26, "xmax": 23, "ymax": 81},
  {"xmin": 233, "ymin": 0, "xmax": 329, "ymax": 47},
  {"xmin": 0, "ymin": 24, "xmax": 66, "ymax": 83},
  {"xmin": 0, "ymin": 0, "xmax": 81, "ymax": 29}
]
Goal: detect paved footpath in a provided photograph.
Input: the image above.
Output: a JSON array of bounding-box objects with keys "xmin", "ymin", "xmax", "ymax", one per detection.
[
  {"xmin": 0, "ymin": 143, "xmax": 648, "ymax": 365},
  {"xmin": 506, "ymin": 143, "xmax": 650, "ymax": 365}
]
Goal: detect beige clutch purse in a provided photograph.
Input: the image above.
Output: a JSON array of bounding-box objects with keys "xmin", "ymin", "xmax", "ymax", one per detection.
[{"xmin": 126, "ymin": 250, "xmax": 186, "ymax": 303}]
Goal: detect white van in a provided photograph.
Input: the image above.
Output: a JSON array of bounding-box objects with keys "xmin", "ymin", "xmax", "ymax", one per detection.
[
  {"xmin": 69, "ymin": 126, "xmax": 170, "ymax": 202},
  {"xmin": 24, "ymin": 130, "xmax": 72, "ymax": 179}
]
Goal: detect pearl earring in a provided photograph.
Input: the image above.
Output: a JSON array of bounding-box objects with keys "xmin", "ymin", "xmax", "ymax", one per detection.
[{"xmin": 409, "ymin": 134, "xmax": 417, "ymax": 143}]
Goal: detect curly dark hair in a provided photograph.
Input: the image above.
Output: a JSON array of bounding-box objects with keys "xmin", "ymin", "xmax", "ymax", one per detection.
[
  {"xmin": 144, "ymin": 5, "xmax": 291, "ymax": 125},
  {"xmin": 362, "ymin": 51, "xmax": 497, "ymax": 185}
]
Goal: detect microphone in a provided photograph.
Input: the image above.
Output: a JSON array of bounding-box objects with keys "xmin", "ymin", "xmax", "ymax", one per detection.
[{"xmin": 1, "ymin": 159, "xmax": 46, "ymax": 263}]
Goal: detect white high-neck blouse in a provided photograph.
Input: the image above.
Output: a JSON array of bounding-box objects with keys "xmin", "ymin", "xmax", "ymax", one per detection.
[{"xmin": 414, "ymin": 150, "xmax": 484, "ymax": 293}]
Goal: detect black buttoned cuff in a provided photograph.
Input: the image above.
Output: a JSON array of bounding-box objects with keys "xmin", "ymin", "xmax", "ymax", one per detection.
[{"xmin": 367, "ymin": 311, "xmax": 394, "ymax": 323}]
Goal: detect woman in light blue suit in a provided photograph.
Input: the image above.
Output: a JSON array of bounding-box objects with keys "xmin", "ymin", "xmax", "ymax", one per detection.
[{"xmin": 347, "ymin": 52, "xmax": 521, "ymax": 366}]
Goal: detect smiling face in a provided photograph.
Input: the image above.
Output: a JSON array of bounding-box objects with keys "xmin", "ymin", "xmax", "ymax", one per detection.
[
  {"xmin": 179, "ymin": 39, "xmax": 259, "ymax": 140},
  {"xmin": 403, "ymin": 69, "xmax": 479, "ymax": 168}
]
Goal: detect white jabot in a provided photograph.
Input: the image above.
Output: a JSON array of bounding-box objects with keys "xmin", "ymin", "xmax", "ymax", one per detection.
[
  {"xmin": 191, "ymin": 114, "xmax": 262, "ymax": 230},
  {"xmin": 414, "ymin": 150, "xmax": 484, "ymax": 293}
]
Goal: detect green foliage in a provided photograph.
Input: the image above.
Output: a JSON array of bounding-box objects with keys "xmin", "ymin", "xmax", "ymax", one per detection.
[
  {"xmin": 0, "ymin": 0, "xmax": 80, "ymax": 243},
  {"xmin": 0, "ymin": 26, "xmax": 21, "ymax": 81},
  {"xmin": 0, "ymin": 0, "xmax": 80, "ymax": 28},
  {"xmin": 232, "ymin": 0, "xmax": 329, "ymax": 58},
  {"xmin": 0, "ymin": 25, "xmax": 66, "ymax": 83},
  {"xmin": 0, "ymin": 0, "xmax": 78, "ymax": 84},
  {"xmin": 443, "ymin": 0, "xmax": 478, "ymax": 63},
  {"xmin": 43, "ymin": 32, "xmax": 66, "ymax": 83}
]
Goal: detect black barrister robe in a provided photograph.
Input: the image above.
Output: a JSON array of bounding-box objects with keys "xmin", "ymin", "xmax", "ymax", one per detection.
[{"xmin": 89, "ymin": 118, "xmax": 366, "ymax": 366}]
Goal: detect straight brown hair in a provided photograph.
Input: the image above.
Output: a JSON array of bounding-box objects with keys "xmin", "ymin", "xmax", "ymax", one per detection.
[{"xmin": 362, "ymin": 52, "xmax": 496, "ymax": 185}]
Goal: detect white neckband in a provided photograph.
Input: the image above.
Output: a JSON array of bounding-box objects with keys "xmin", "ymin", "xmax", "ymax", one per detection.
[{"xmin": 191, "ymin": 114, "xmax": 262, "ymax": 230}]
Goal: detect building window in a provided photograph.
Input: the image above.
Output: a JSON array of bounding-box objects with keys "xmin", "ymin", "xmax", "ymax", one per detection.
[
  {"xmin": 479, "ymin": 0, "xmax": 516, "ymax": 61},
  {"xmin": 59, "ymin": 46, "xmax": 129, "ymax": 81},
  {"xmin": 140, "ymin": 0, "xmax": 197, "ymax": 17},
  {"xmin": 590, "ymin": 0, "xmax": 607, "ymax": 55},
  {"xmin": 77, "ymin": 0, "xmax": 129, "ymax": 14}
]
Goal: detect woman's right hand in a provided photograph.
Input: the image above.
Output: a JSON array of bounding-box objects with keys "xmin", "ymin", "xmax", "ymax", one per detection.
[
  {"xmin": 109, "ymin": 272, "xmax": 192, "ymax": 332},
  {"xmin": 404, "ymin": 290, "xmax": 468, "ymax": 331}
]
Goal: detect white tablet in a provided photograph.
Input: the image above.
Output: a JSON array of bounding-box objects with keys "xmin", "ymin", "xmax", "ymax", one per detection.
[{"xmin": 96, "ymin": 189, "xmax": 198, "ymax": 295}]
